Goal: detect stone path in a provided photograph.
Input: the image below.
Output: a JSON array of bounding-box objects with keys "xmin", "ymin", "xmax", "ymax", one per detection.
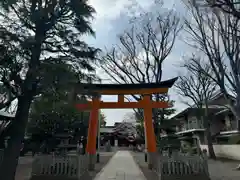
[
  {"xmin": 15, "ymin": 156, "xmax": 34, "ymax": 180},
  {"xmin": 94, "ymin": 151, "xmax": 146, "ymax": 180}
]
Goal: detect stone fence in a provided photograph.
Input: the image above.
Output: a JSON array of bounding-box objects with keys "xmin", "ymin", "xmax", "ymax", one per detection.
[{"xmin": 30, "ymin": 154, "xmax": 88, "ymax": 180}]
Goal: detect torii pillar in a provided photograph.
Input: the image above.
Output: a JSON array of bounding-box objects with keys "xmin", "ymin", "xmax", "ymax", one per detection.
[
  {"xmin": 143, "ymin": 95, "xmax": 157, "ymax": 169},
  {"xmin": 86, "ymin": 96, "xmax": 100, "ymax": 170},
  {"xmin": 74, "ymin": 77, "xmax": 178, "ymax": 171}
]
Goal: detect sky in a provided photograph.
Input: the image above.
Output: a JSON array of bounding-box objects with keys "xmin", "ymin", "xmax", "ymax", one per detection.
[{"xmin": 85, "ymin": 0, "xmax": 191, "ymax": 126}]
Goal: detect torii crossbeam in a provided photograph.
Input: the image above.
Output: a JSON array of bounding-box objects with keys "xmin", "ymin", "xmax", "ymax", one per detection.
[{"xmin": 74, "ymin": 77, "xmax": 178, "ymax": 170}]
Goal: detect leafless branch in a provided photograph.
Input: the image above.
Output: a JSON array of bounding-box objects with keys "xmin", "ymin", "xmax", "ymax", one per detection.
[
  {"xmin": 183, "ymin": 0, "xmax": 240, "ymax": 125},
  {"xmin": 175, "ymin": 55, "xmax": 218, "ymax": 108},
  {"xmin": 101, "ymin": 7, "xmax": 181, "ymax": 94}
]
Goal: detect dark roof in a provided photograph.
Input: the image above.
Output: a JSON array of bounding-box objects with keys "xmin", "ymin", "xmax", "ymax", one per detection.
[
  {"xmin": 100, "ymin": 127, "xmax": 114, "ymax": 133},
  {"xmin": 75, "ymin": 77, "xmax": 178, "ymax": 92},
  {"xmin": 170, "ymin": 92, "xmax": 234, "ymax": 120},
  {"xmin": 0, "ymin": 111, "xmax": 15, "ymax": 137},
  {"xmin": 0, "ymin": 111, "xmax": 15, "ymax": 118},
  {"xmin": 209, "ymin": 92, "xmax": 235, "ymax": 102},
  {"xmin": 104, "ymin": 126, "xmax": 115, "ymax": 128},
  {"xmin": 171, "ymin": 106, "xmax": 227, "ymax": 120}
]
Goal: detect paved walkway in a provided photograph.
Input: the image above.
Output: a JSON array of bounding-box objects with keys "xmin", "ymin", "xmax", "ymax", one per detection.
[{"xmin": 94, "ymin": 151, "xmax": 146, "ymax": 180}]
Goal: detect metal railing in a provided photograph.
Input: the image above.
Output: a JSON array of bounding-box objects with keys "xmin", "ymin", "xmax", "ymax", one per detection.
[{"xmin": 31, "ymin": 154, "xmax": 88, "ymax": 178}]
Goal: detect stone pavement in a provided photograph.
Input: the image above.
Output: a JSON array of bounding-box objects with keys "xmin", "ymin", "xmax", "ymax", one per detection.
[
  {"xmin": 94, "ymin": 150, "xmax": 146, "ymax": 180},
  {"xmin": 15, "ymin": 155, "xmax": 34, "ymax": 180},
  {"xmin": 208, "ymin": 159, "xmax": 240, "ymax": 180}
]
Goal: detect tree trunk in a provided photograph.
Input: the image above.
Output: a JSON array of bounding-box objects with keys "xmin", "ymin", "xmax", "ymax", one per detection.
[
  {"xmin": 203, "ymin": 103, "xmax": 216, "ymax": 160},
  {"xmin": 0, "ymin": 95, "xmax": 33, "ymax": 180},
  {"xmin": 233, "ymin": 103, "xmax": 240, "ymax": 131},
  {"xmin": 206, "ymin": 124, "xmax": 216, "ymax": 159}
]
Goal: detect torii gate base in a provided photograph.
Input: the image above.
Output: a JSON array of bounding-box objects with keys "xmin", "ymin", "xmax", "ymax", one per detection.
[{"xmin": 75, "ymin": 78, "xmax": 177, "ymax": 170}]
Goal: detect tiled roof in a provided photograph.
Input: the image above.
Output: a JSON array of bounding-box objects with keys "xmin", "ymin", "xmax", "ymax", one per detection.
[
  {"xmin": 100, "ymin": 127, "xmax": 114, "ymax": 133},
  {"xmin": 0, "ymin": 110, "xmax": 15, "ymax": 118},
  {"xmin": 170, "ymin": 92, "xmax": 233, "ymax": 119}
]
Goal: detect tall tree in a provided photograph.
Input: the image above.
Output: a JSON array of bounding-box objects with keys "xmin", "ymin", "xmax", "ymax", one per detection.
[
  {"xmin": 192, "ymin": 0, "xmax": 240, "ymax": 19},
  {"xmin": 27, "ymin": 94, "xmax": 90, "ymax": 153},
  {"xmin": 101, "ymin": 3, "xmax": 181, "ymax": 137},
  {"xmin": 175, "ymin": 55, "xmax": 218, "ymax": 159},
  {"xmin": 0, "ymin": 44, "xmax": 20, "ymax": 110},
  {"xmin": 183, "ymin": 0, "xmax": 240, "ymax": 131},
  {"xmin": 27, "ymin": 60, "xmax": 94, "ymax": 153},
  {"xmin": 0, "ymin": 0, "xmax": 98, "ymax": 179}
]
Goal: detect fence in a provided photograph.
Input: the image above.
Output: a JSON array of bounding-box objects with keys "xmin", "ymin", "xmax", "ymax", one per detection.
[
  {"xmin": 154, "ymin": 153, "xmax": 210, "ymax": 180},
  {"xmin": 31, "ymin": 154, "xmax": 88, "ymax": 180},
  {"xmin": 0, "ymin": 149, "xmax": 3, "ymax": 165}
]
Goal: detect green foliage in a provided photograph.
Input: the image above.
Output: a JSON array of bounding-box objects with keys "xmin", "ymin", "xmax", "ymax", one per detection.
[
  {"xmin": 0, "ymin": 0, "xmax": 100, "ymax": 179},
  {"xmin": 0, "ymin": 0, "xmax": 100, "ymax": 141},
  {"xmin": 27, "ymin": 96, "xmax": 89, "ymax": 138},
  {"xmin": 26, "ymin": 58, "xmax": 93, "ymax": 142},
  {"xmin": 0, "ymin": 0, "xmax": 100, "ymax": 108}
]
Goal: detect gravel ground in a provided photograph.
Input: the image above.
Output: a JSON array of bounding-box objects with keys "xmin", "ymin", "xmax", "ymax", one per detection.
[
  {"xmin": 15, "ymin": 152, "xmax": 115, "ymax": 180},
  {"xmin": 131, "ymin": 152, "xmax": 240, "ymax": 180}
]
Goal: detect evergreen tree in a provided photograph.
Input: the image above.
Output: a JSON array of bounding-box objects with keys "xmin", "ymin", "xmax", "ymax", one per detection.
[{"xmin": 0, "ymin": 0, "xmax": 98, "ymax": 179}]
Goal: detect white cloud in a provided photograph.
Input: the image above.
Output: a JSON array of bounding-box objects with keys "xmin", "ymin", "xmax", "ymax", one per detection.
[
  {"xmin": 89, "ymin": 0, "xmax": 132, "ymax": 21},
  {"xmin": 89, "ymin": 0, "xmax": 155, "ymax": 20},
  {"xmin": 88, "ymin": 0, "xmax": 156, "ymax": 36},
  {"xmin": 85, "ymin": 0, "xmax": 190, "ymax": 125}
]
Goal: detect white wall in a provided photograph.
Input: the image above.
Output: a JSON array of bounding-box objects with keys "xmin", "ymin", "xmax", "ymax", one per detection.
[{"xmin": 200, "ymin": 144, "xmax": 240, "ymax": 160}]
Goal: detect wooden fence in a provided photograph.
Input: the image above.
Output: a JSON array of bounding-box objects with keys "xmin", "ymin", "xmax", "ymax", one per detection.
[
  {"xmin": 0, "ymin": 149, "xmax": 4, "ymax": 165},
  {"xmin": 31, "ymin": 154, "xmax": 88, "ymax": 180},
  {"xmin": 154, "ymin": 153, "xmax": 210, "ymax": 180}
]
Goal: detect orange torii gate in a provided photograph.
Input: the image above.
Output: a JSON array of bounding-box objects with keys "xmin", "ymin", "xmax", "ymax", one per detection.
[{"xmin": 74, "ymin": 77, "xmax": 177, "ymax": 170}]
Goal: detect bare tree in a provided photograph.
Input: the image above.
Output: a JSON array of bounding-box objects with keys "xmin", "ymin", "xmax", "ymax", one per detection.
[
  {"xmin": 192, "ymin": 0, "xmax": 240, "ymax": 19},
  {"xmin": 123, "ymin": 112, "xmax": 136, "ymax": 123},
  {"xmin": 101, "ymin": 6, "xmax": 181, "ymax": 136},
  {"xmin": 183, "ymin": 1, "xmax": 240, "ymax": 132},
  {"xmin": 175, "ymin": 55, "xmax": 218, "ymax": 159}
]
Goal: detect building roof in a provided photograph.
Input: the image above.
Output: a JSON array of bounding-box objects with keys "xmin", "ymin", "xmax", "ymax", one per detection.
[
  {"xmin": 0, "ymin": 111, "xmax": 14, "ymax": 137},
  {"xmin": 100, "ymin": 127, "xmax": 114, "ymax": 133},
  {"xmin": 0, "ymin": 110, "xmax": 15, "ymax": 118},
  {"xmin": 74, "ymin": 77, "xmax": 178, "ymax": 94},
  {"xmin": 100, "ymin": 122, "xmax": 142, "ymax": 141},
  {"xmin": 209, "ymin": 92, "xmax": 235, "ymax": 103},
  {"xmin": 170, "ymin": 92, "xmax": 233, "ymax": 120},
  {"xmin": 170, "ymin": 106, "xmax": 226, "ymax": 120}
]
